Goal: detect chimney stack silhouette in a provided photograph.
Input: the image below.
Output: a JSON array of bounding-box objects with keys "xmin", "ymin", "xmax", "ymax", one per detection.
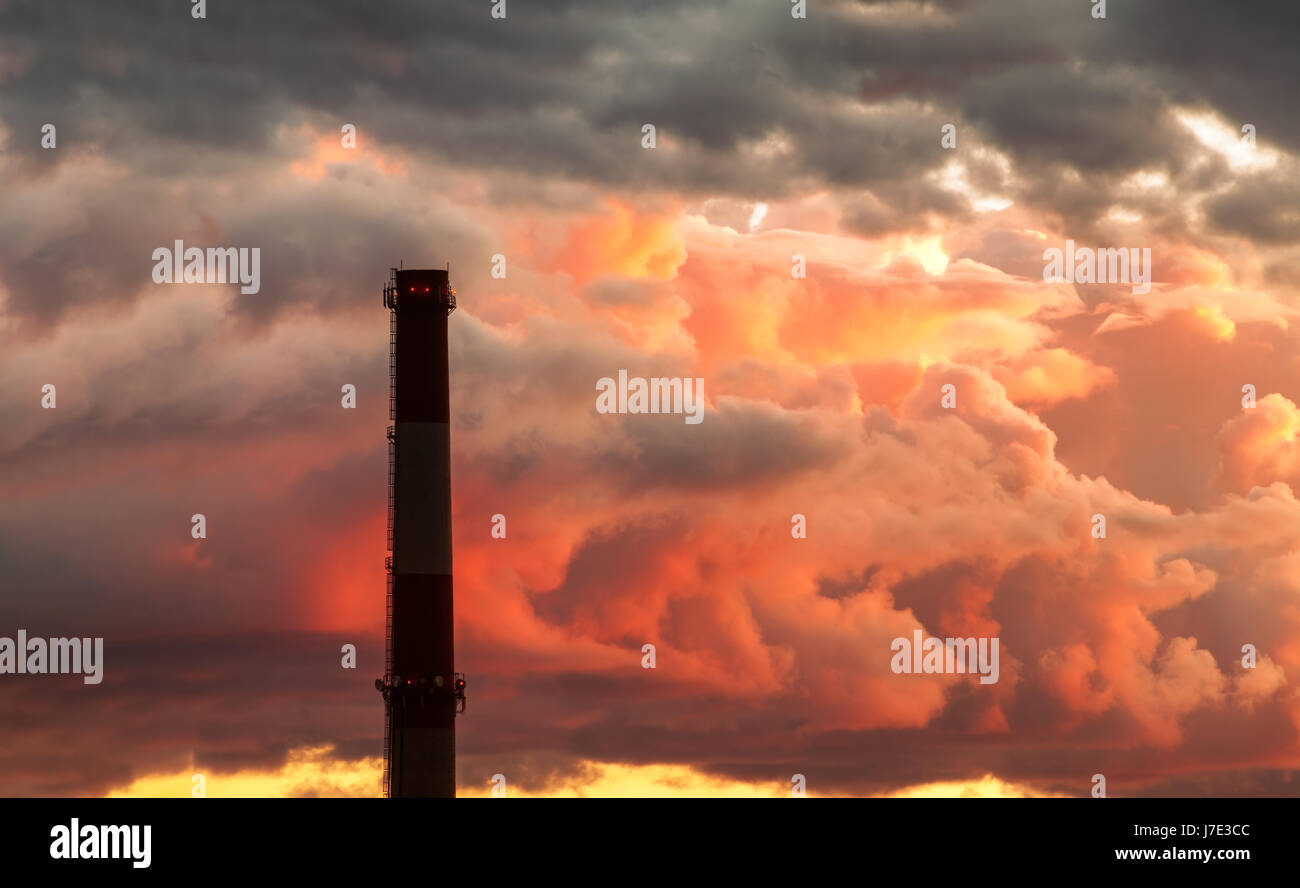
[{"xmin": 377, "ymin": 267, "xmax": 464, "ymax": 798}]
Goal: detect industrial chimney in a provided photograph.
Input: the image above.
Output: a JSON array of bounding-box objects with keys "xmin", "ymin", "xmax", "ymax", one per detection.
[{"xmin": 376, "ymin": 267, "xmax": 464, "ymax": 798}]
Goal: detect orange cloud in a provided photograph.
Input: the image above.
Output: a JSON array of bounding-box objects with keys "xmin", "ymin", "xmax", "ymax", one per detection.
[
  {"xmin": 548, "ymin": 200, "xmax": 686, "ymax": 285},
  {"xmin": 993, "ymin": 347, "xmax": 1116, "ymax": 406},
  {"xmin": 1216, "ymin": 393, "xmax": 1300, "ymax": 493}
]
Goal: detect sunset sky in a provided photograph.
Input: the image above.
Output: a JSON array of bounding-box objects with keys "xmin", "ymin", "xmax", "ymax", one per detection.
[{"xmin": 2, "ymin": 0, "xmax": 1299, "ymax": 798}]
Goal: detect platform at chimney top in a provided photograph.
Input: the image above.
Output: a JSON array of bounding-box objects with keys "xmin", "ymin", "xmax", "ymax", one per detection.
[{"xmin": 386, "ymin": 268, "xmax": 456, "ymax": 313}]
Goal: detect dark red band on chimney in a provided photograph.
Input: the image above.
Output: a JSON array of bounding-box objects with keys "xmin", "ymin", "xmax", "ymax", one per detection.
[{"xmin": 395, "ymin": 270, "xmax": 450, "ymax": 424}]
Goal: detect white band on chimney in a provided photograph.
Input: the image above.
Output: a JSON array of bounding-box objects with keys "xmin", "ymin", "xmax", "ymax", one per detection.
[{"xmin": 393, "ymin": 421, "xmax": 453, "ymax": 576}]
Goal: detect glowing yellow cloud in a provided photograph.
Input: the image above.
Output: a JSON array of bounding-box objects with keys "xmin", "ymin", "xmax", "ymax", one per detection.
[
  {"xmin": 107, "ymin": 746, "xmax": 382, "ymax": 798},
  {"xmin": 106, "ymin": 747, "xmax": 1057, "ymax": 799},
  {"xmin": 875, "ymin": 774, "xmax": 1064, "ymax": 798}
]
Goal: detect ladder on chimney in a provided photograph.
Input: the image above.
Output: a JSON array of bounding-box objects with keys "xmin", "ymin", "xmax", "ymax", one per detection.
[{"xmin": 382, "ymin": 269, "xmax": 398, "ymax": 798}]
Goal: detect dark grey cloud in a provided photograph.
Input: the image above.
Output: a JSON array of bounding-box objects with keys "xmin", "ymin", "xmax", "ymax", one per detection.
[
  {"xmin": 1206, "ymin": 168, "xmax": 1300, "ymax": 245},
  {"xmin": 2, "ymin": 1, "xmax": 1290, "ymax": 219},
  {"xmin": 2, "ymin": 0, "xmax": 1297, "ymax": 332},
  {"xmin": 610, "ymin": 397, "xmax": 849, "ymax": 491}
]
